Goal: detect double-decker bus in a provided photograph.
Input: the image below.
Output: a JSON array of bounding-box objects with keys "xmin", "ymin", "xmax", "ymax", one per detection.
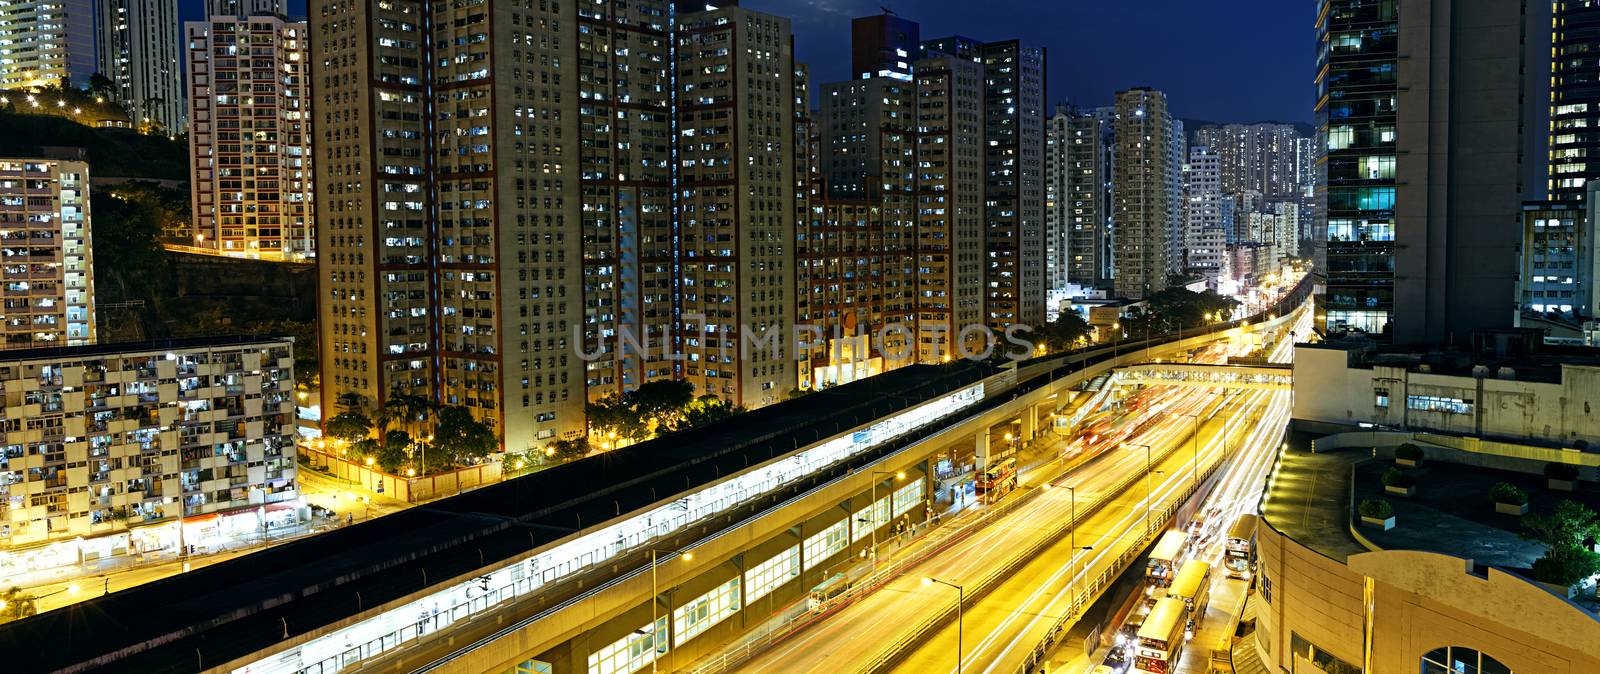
[
  {"xmin": 974, "ymin": 457, "xmax": 1018, "ymax": 503},
  {"xmin": 1225, "ymin": 513, "xmax": 1259, "ymax": 580},
  {"xmin": 1133, "ymin": 597, "xmax": 1187, "ymax": 673},
  {"xmin": 1146, "ymin": 529, "xmax": 1187, "ymax": 589},
  {"xmin": 1167, "ymin": 560, "xmax": 1212, "ymax": 630}
]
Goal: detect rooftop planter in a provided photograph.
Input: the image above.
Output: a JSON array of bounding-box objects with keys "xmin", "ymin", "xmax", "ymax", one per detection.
[
  {"xmin": 1382, "ymin": 467, "xmax": 1416, "ymax": 497},
  {"xmin": 1489, "ymin": 482, "xmax": 1529, "ymax": 516},
  {"xmin": 1359, "ymin": 499, "xmax": 1395, "ymax": 530},
  {"xmin": 1544, "ymin": 462, "xmax": 1580, "ymax": 492},
  {"xmin": 1394, "ymin": 442, "xmax": 1424, "ymax": 467}
]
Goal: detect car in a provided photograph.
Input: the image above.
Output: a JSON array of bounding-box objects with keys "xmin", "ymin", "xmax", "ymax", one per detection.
[{"xmin": 1101, "ymin": 645, "xmax": 1130, "ymax": 672}]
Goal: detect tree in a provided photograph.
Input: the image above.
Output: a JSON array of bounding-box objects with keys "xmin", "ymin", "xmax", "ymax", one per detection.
[
  {"xmin": 324, "ymin": 412, "xmax": 373, "ymax": 444},
  {"xmin": 88, "ymin": 73, "xmax": 116, "ymax": 101},
  {"xmin": 1523, "ymin": 500, "xmax": 1600, "ymax": 550},
  {"xmin": 382, "ymin": 429, "xmax": 412, "ymax": 453},
  {"xmin": 347, "ymin": 437, "xmax": 379, "ymax": 462},
  {"xmin": 548, "ymin": 437, "xmax": 592, "ymax": 462},
  {"xmin": 1523, "ymin": 500, "xmax": 1600, "ymax": 587},
  {"xmin": 587, "ymin": 395, "xmax": 649, "ymax": 443},
  {"xmin": 0, "ymin": 586, "xmax": 38, "ymax": 623},
  {"xmin": 666, "ymin": 395, "xmax": 744, "ymax": 433},
  {"xmin": 1140, "ymin": 287, "xmax": 1240, "ymax": 334},
  {"xmin": 1031, "ymin": 312, "xmax": 1094, "ymax": 354},
  {"xmin": 434, "ymin": 406, "xmax": 496, "ymax": 465},
  {"xmin": 630, "ymin": 380, "xmax": 695, "ymax": 430},
  {"xmin": 380, "ymin": 390, "xmax": 436, "ymax": 438},
  {"xmin": 91, "ymin": 187, "xmax": 171, "ymax": 303},
  {"xmin": 587, "ymin": 380, "xmax": 697, "ymax": 443},
  {"xmin": 375, "ymin": 442, "xmax": 408, "ymax": 474}
]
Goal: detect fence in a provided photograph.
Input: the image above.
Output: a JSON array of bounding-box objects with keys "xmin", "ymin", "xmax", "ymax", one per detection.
[{"xmin": 303, "ymin": 448, "xmax": 502, "ymax": 502}]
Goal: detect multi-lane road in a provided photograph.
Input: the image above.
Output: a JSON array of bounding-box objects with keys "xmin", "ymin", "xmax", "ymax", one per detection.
[{"xmin": 724, "ymin": 301, "xmax": 1309, "ymax": 674}]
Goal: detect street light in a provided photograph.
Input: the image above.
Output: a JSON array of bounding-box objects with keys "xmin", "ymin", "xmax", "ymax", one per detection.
[
  {"xmin": 922, "ymin": 577, "xmax": 964, "ymax": 673},
  {"xmin": 1056, "ymin": 482, "xmax": 1092, "ymax": 603},
  {"xmin": 861, "ymin": 470, "xmax": 906, "ymax": 570},
  {"xmin": 648, "ymin": 547, "xmax": 695, "ymax": 673}
]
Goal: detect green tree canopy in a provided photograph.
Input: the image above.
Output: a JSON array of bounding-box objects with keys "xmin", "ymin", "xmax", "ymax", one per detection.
[
  {"xmin": 1031, "ymin": 312, "xmax": 1094, "ymax": 354},
  {"xmin": 666, "ymin": 395, "xmax": 744, "ymax": 434},
  {"xmin": 324, "ymin": 411, "xmax": 372, "ymax": 444},
  {"xmin": 548, "ymin": 437, "xmax": 592, "ymax": 462},
  {"xmin": 434, "ymin": 406, "xmax": 497, "ymax": 465}
]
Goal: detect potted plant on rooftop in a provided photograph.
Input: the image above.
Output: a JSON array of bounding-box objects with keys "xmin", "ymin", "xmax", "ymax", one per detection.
[
  {"xmin": 1359, "ymin": 499, "xmax": 1395, "ymax": 531},
  {"xmin": 1545, "ymin": 462, "xmax": 1580, "ymax": 492},
  {"xmin": 1394, "ymin": 442, "xmax": 1425, "ymax": 468},
  {"xmin": 1522, "ymin": 500, "xmax": 1600, "ymax": 599},
  {"xmin": 1489, "ymin": 482, "xmax": 1529, "ymax": 516},
  {"xmin": 1382, "ymin": 467, "xmax": 1416, "ymax": 497}
]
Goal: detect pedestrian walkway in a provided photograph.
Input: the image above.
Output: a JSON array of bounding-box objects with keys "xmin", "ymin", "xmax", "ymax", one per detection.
[
  {"xmin": 1229, "ymin": 595, "xmax": 1269, "ymax": 674},
  {"xmin": 1176, "ymin": 575, "xmax": 1250, "ymax": 673}
]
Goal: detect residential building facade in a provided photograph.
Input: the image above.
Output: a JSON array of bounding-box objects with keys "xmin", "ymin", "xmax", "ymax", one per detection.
[
  {"xmin": 1193, "ymin": 122, "xmax": 1307, "ymax": 200},
  {"xmin": 184, "ymin": 13, "xmax": 312, "ymax": 259},
  {"xmin": 98, "ymin": 0, "xmax": 184, "ymax": 132},
  {"xmin": 1182, "ymin": 145, "xmax": 1224, "ymax": 273},
  {"xmin": 0, "ymin": 0, "xmax": 97, "ymax": 90},
  {"xmin": 0, "ymin": 157, "xmax": 94, "ymax": 349},
  {"xmin": 923, "ymin": 35, "xmax": 1046, "ymax": 331},
  {"xmin": 1111, "ymin": 87, "xmax": 1172, "ymax": 299},
  {"xmin": 313, "ymin": 0, "xmax": 802, "ymax": 452},
  {"xmin": 1549, "ymin": 0, "xmax": 1600, "ymax": 204},
  {"xmin": 675, "ymin": 5, "xmax": 798, "ymax": 408},
  {"xmin": 1065, "ymin": 106, "xmax": 1114, "ymax": 289},
  {"xmin": 911, "ymin": 52, "xmax": 986, "ymax": 361},
  {"xmin": 0, "ymin": 336, "xmax": 299, "ymax": 560}
]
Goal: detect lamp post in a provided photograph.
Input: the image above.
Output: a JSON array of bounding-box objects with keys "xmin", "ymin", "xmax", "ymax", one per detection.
[
  {"xmin": 1127, "ymin": 443, "xmax": 1155, "ymax": 535},
  {"xmin": 1054, "ymin": 482, "xmax": 1093, "ymax": 603},
  {"xmin": 648, "ymin": 547, "xmax": 694, "ymax": 673},
  {"xmin": 923, "ymin": 577, "xmax": 964, "ymax": 673},
  {"xmin": 863, "ymin": 470, "xmax": 906, "ymax": 570}
]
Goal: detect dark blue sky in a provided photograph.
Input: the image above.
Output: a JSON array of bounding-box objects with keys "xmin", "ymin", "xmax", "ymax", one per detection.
[
  {"xmin": 197, "ymin": 0, "xmax": 1312, "ymax": 123},
  {"xmin": 750, "ymin": 0, "xmax": 1315, "ymax": 123}
]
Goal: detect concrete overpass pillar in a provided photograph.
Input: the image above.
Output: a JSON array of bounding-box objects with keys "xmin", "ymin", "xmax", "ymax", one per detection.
[
  {"xmin": 975, "ymin": 428, "xmax": 990, "ymax": 470},
  {"xmin": 1021, "ymin": 406, "xmax": 1038, "ymax": 441}
]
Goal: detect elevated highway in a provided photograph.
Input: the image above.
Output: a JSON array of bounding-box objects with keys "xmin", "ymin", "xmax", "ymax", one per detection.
[{"xmin": 0, "ymin": 277, "xmax": 1313, "ymax": 674}]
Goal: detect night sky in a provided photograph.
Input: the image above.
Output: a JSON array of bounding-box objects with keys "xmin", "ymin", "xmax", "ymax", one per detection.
[{"xmin": 189, "ymin": 0, "xmax": 1313, "ymax": 123}]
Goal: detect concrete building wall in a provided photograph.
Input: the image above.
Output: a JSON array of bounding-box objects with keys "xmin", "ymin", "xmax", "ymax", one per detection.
[
  {"xmin": 1256, "ymin": 524, "xmax": 1600, "ymax": 674},
  {"xmin": 1254, "ymin": 523, "xmax": 1366, "ymax": 672},
  {"xmin": 1292, "ymin": 344, "xmax": 1600, "ymax": 445},
  {"xmin": 1392, "ymin": 0, "xmax": 1527, "ymax": 344}
]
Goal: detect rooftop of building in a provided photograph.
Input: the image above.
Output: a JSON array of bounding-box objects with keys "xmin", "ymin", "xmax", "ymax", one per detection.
[
  {"xmin": 0, "ymin": 334, "xmax": 294, "ymax": 364},
  {"xmin": 1301, "ymin": 328, "xmax": 1600, "ymax": 385},
  {"xmin": 1262, "ymin": 431, "xmax": 1586, "ymax": 571},
  {"xmin": 0, "ymin": 360, "xmax": 1001, "ymax": 673}
]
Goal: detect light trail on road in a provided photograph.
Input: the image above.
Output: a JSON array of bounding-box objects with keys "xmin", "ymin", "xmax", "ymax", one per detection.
[{"xmin": 725, "ymin": 300, "xmax": 1310, "ymax": 674}]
